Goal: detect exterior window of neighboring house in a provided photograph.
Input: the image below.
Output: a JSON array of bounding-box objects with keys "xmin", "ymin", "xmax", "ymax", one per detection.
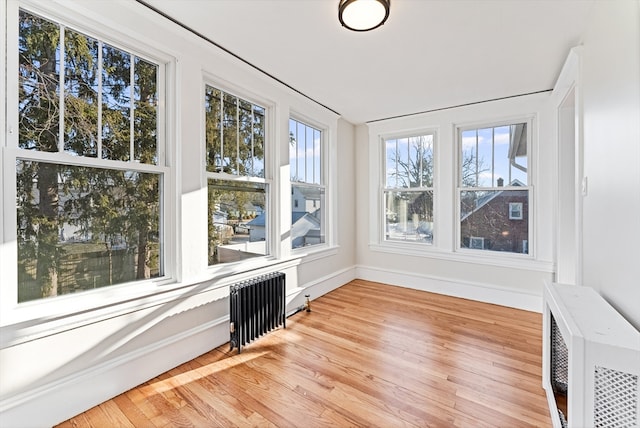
[
  {"xmin": 470, "ymin": 237, "xmax": 485, "ymax": 250},
  {"xmin": 383, "ymin": 132, "xmax": 434, "ymax": 244},
  {"xmin": 458, "ymin": 121, "xmax": 530, "ymax": 254},
  {"xmin": 289, "ymin": 118, "xmax": 325, "ymax": 249},
  {"xmin": 12, "ymin": 10, "xmax": 165, "ymax": 303},
  {"xmin": 509, "ymin": 202, "xmax": 523, "ymax": 220},
  {"xmin": 205, "ymin": 85, "xmax": 268, "ymax": 265}
]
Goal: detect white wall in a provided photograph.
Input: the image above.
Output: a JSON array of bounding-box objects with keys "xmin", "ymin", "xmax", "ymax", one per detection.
[
  {"xmin": 0, "ymin": 0, "xmax": 356, "ymax": 426},
  {"xmin": 580, "ymin": 0, "xmax": 640, "ymax": 329},
  {"xmin": 355, "ymin": 93, "xmax": 556, "ymax": 312}
]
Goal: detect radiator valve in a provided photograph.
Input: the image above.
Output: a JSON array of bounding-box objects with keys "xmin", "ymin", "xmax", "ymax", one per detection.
[{"xmin": 304, "ymin": 294, "xmax": 311, "ymax": 312}]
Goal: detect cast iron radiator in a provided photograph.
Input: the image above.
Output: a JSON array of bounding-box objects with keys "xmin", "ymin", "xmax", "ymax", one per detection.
[{"xmin": 229, "ymin": 272, "xmax": 286, "ymax": 353}]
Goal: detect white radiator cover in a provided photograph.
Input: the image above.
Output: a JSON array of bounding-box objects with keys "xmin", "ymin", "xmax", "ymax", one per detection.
[{"xmin": 543, "ymin": 282, "xmax": 640, "ymax": 428}]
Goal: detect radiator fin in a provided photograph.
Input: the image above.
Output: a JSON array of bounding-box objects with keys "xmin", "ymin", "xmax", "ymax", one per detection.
[{"xmin": 229, "ymin": 272, "xmax": 286, "ymax": 353}]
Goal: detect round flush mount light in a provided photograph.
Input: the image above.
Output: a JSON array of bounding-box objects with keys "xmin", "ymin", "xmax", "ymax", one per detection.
[{"xmin": 338, "ymin": 0, "xmax": 390, "ymax": 32}]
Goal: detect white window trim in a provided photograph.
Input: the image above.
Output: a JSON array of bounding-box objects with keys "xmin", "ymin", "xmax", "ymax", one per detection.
[
  {"xmin": 289, "ymin": 111, "xmax": 337, "ymax": 257},
  {"xmin": 455, "ymin": 116, "xmax": 536, "ymax": 258},
  {"xmin": 371, "ymin": 128, "xmax": 438, "ymax": 249},
  {"xmin": 202, "ymin": 76, "xmax": 278, "ymax": 272},
  {"xmin": 1, "ymin": 1, "xmax": 178, "ymax": 327},
  {"xmin": 367, "ymin": 114, "xmax": 546, "ymax": 270}
]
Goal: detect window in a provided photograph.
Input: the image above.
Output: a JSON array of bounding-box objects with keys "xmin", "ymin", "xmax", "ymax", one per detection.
[
  {"xmin": 470, "ymin": 237, "xmax": 485, "ymax": 250},
  {"xmin": 383, "ymin": 133, "xmax": 434, "ymax": 244},
  {"xmin": 458, "ymin": 122, "xmax": 530, "ymax": 254},
  {"xmin": 205, "ymin": 85, "xmax": 268, "ymax": 265},
  {"xmin": 509, "ymin": 202, "xmax": 523, "ymax": 220},
  {"xmin": 13, "ymin": 10, "xmax": 165, "ymax": 303},
  {"xmin": 289, "ymin": 118, "xmax": 325, "ymax": 249}
]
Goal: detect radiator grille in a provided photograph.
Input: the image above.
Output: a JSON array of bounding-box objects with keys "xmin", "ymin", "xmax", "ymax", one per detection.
[
  {"xmin": 551, "ymin": 314, "xmax": 569, "ymax": 394},
  {"xmin": 229, "ymin": 272, "xmax": 286, "ymax": 353},
  {"xmin": 594, "ymin": 366, "xmax": 638, "ymax": 428}
]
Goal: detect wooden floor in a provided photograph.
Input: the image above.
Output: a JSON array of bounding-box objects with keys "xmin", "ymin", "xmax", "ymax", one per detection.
[{"xmin": 57, "ymin": 280, "xmax": 552, "ymax": 427}]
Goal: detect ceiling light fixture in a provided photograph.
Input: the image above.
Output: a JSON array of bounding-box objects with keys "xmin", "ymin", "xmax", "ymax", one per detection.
[{"xmin": 338, "ymin": 0, "xmax": 390, "ymax": 32}]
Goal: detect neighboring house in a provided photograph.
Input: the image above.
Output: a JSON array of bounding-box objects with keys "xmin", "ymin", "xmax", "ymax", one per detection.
[
  {"xmin": 292, "ymin": 186, "xmax": 320, "ymax": 214},
  {"xmin": 460, "ymin": 182, "xmax": 529, "ymax": 253},
  {"xmin": 248, "ymin": 210, "xmax": 322, "ymax": 248},
  {"xmin": 291, "ymin": 211, "xmax": 321, "ymax": 248}
]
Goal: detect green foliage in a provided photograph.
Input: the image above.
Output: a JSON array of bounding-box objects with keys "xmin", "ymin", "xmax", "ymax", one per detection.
[{"xmin": 16, "ymin": 10, "xmax": 160, "ymax": 302}]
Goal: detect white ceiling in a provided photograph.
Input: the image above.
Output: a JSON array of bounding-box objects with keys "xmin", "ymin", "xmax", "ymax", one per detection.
[{"xmin": 142, "ymin": 0, "xmax": 595, "ymax": 124}]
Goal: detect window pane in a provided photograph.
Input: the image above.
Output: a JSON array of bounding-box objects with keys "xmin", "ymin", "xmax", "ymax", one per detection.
[
  {"xmin": 384, "ymin": 190, "xmax": 434, "ymax": 244},
  {"xmin": 133, "ymin": 57, "xmax": 158, "ymax": 164},
  {"xmin": 18, "ymin": 10, "xmax": 61, "ymax": 152},
  {"xmin": 101, "ymin": 43, "xmax": 131, "ymax": 161},
  {"xmin": 252, "ymin": 106, "xmax": 265, "ymax": 177},
  {"xmin": 385, "ymin": 134, "xmax": 433, "ymax": 189},
  {"xmin": 289, "ymin": 119, "xmax": 321, "ymax": 184},
  {"xmin": 64, "ymin": 28, "xmax": 99, "ymax": 157},
  {"xmin": 206, "ymin": 86, "xmax": 265, "ymax": 177},
  {"xmin": 222, "ymin": 92, "xmax": 238, "ymax": 174},
  {"xmin": 461, "ymin": 123, "xmax": 528, "ymax": 188},
  {"xmin": 208, "ymin": 179, "xmax": 267, "ymax": 265},
  {"xmin": 16, "ymin": 160, "xmax": 162, "ymax": 303},
  {"xmin": 205, "ymin": 86, "xmax": 222, "ymax": 172},
  {"xmin": 292, "ymin": 184, "xmax": 324, "ymax": 249},
  {"xmin": 460, "ymin": 189, "xmax": 529, "ymax": 254}
]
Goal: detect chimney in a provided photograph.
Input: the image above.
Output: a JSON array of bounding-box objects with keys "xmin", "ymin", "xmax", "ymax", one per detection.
[{"xmin": 497, "ymin": 177, "xmax": 504, "ymax": 187}]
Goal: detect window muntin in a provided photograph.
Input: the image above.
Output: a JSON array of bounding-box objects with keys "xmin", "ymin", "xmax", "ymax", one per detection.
[
  {"xmin": 289, "ymin": 118, "xmax": 325, "ymax": 249},
  {"xmin": 458, "ymin": 122, "xmax": 530, "ymax": 254},
  {"xmin": 15, "ymin": 10, "xmax": 164, "ymax": 303},
  {"xmin": 383, "ymin": 133, "xmax": 434, "ymax": 244},
  {"xmin": 205, "ymin": 85, "xmax": 268, "ymax": 264}
]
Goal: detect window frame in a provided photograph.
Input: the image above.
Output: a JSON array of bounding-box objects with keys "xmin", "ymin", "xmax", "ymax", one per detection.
[
  {"xmin": 203, "ymin": 77, "xmax": 276, "ymax": 270},
  {"xmin": 509, "ymin": 202, "xmax": 524, "ymax": 220},
  {"xmin": 289, "ymin": 115, "xmax": 328, "ymax": 253},
  {"xmin": 373, "ymin": 128, "xmax": 438, "ymax": 251},
  {"xmin": 1, "ymin": 1, "xmax": 177, "ymax": 326},
  {"xmin": 455, "ymin": 116, "xmax": 534, "ymax": 258}
]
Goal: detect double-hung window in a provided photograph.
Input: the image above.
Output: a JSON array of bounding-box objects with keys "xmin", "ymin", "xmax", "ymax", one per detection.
[
  {"xmin": 458, "ymin": 120, "xmax": 531, "ymax": 254},
  {"xmin": 11, "ymin": 9, "xmax": 167, "ymax": 303},
  {"xmin": 289, "ymin": 118, "xmax": 325, "ymax": 249},
  {"xmin": 383, "ymin": 132, "xmax": 435, "ymax": 244},
  {"xmin": 205, "ymin": 85, "xmax": 268, "ymax": 265}
]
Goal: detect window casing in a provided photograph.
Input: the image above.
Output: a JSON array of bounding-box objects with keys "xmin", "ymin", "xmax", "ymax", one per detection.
[
  {"xmin": 289, "ymin": 118, "xmax": 325, "ymax": 250},
  {"xmin": 205, "ymin": 84, "xmax": 269, "ymax": 265},
  {"xmin": 8, "ymin": 8, "xmax": 168, "ymax": 305},
  {"xmin": 383, "ymin": 132, "xmax": 434, "ymax": 244},
  {"xmin": 458, "ymin": 120, "xmax": 531, "ymax": 255}
]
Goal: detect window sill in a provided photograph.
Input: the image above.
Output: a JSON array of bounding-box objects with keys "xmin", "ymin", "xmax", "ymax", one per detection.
[
  {"xmin": 369, "ymin": 242, "xmax": 554, "ymax": 272},
  {"xmin": 0, "ymin": 256, "xmax": 304, "ymax": 349}
]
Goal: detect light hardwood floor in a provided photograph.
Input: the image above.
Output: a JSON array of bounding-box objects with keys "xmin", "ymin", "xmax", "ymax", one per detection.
[{"xmin": 57, "ymin": 279, "xmax": 552, "ymax": 427}]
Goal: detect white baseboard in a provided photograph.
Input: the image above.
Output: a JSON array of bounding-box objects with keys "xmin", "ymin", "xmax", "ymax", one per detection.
[{"xmin": 355, "ymin": 265, "xmax": 543, "ymax": 312}]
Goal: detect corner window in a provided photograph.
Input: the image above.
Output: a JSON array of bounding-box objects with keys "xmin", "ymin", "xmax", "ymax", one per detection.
[
  {"xmin": 14, "ymin": 10, "xmax": 165, "ymax": 303},
  {"xmin": 383, "ymin": 133, "xmax": 434, "ymax": 244},
  {"xmin": 205, "ymin": 85, "xmax": 268, "ymax": 265},
  {"xmin": 289, "ymin": 118, "xmax": 325, "ymax": 249},
  {"xmin": 458, "ymin": 122, "xmax": 530, "ymax": 254}
]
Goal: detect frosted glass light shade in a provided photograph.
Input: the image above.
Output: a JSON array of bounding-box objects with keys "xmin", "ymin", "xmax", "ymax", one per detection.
[{"xmin": 339, "ymin": 0, "xmax": 390, "ymax": 32}]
